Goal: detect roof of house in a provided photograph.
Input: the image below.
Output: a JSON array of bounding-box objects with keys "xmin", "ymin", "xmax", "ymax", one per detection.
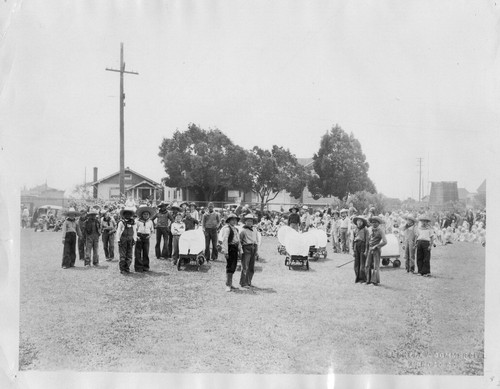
[
  {"xmin": 457, "ymin": 187, "xmax": 470, "ymax": 199},
  {"xmin": 90, "ymin": 167, "xmax": 161, "ymax": 186},
  {"xmin": 477, "ymin": 179, "xmax": 486, "ymax": 193},
  {"xmin": 126, "ymin": 180, "xmax": 161, "ymax": 190},
  {"xmin": 297, "ymin": 157, "xmax": 314, "ymax": 169}
]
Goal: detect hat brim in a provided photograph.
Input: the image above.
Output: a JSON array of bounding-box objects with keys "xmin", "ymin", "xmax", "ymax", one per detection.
[
  {"xmin": 137, "ymin": 207, "xmax": 156, "ymax": 218},
  {"xmin": 226, "ymin": 216, "xmax": 240, "ymax": 223},
  {"xmin": 289, "ymin": 207, "xmax": 299, "ymax": 212},
  {"xmin": 418, "ymin": 217, "xmax": 431, "ymax": 222},
  {"xmin": 170, "ymin": 206, "xmax": 181, "ymax": 211},
  {"xmin": 353, "ymin": 216, "xmax": 367, "ymax": 226},
  {"xmin": 120, "ymin": 209, "xmax": 136, "ymax": 218},
  {"xmin": 65, "ymin": 211, "xmax": 80, "ymax": 218},
  {"xmin": 368, "ymin": 217, "xmax": 384, "ymax": 224}
]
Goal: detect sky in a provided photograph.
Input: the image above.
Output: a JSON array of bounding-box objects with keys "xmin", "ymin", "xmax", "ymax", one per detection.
[{"xmin": 1, "ymin": 0, "xmax": 499, "ymax": 200}]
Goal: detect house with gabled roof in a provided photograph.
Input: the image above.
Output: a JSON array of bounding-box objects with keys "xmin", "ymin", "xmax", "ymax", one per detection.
[{"xmin": 90, "ymin": 167, "xmax": 162, "ymax": 201}]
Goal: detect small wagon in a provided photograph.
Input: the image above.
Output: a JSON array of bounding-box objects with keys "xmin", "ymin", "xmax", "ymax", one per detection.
[
  {"xmin": 304, "ymin": 228, "xmax": 328, "ymax": 260},
  {"xmin": 177, "ymin": 229, "xmax": 206, "ymax": 271},
  {"xmin": 380, "ymin": 233, "xmax": 401, "ymax": 268},
  {"xmin": 283, "ymin": 232, "xmax": 311, "ymax": 270}
]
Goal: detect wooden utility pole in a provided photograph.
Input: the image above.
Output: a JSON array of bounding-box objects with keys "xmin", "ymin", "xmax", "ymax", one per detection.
[
  {"xmin": 106, "ymin": 43, "xmax": 138, "ymax": 197},
  {"xmin": 417, "ymin": 157, "xmax": 423, "ymax": 202}
]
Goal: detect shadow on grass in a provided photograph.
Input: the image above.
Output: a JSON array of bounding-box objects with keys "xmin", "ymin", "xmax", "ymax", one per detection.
[
  {"xmin": 380, "ymin": 266, "xmax": 402, "ymax": 272},
  {"xmin": 177, "ymin": 265, "xmax": 210, "ymax": 273},
  {"xmin": 288, "ymin": 266, "xmax": 316, "ymax": 272},
  {"xmin": 249, "ymin": 286, "xmax": 277, "ymax": 294},
  {"xmin": 144, "ymin": 271, "xmax": 170, "ymax": 277}
]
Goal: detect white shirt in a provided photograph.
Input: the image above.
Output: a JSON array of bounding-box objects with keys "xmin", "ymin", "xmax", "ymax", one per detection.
[{"xmin": 137, "ymin": 219, "xmax": 154, "ymax": 235}]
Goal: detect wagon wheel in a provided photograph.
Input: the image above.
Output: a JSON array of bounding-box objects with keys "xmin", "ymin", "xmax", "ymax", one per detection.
[
  {"xmin": 197, "ymin": 255, "xmax": 205, "ymax": 266},
  {"xmin": 393, "ymin": 259, "xmax": 401, "ymax": 268},
  {"xmin": 177, "ymin": 258, "xmax": 182, "ymax": 271},
  {"xmin": 381, "ymin": 258, "xmax": 390, "ymax": 266},
  {"xmin": 285, "ymin": 257, "xmax": 289, "ymax": 266}
]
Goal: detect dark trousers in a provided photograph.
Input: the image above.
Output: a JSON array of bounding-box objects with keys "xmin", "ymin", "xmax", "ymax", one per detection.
[
  {"xmin": 353, "ymin": 240, "xmax": 366, "ymax": 283},
  {"xmin": 416, "ymin": 240, "xmax": 431, "ymax": 275},
  {"xmin": 102, "ymin": 232, "xmax": 115, "ymax": 259},
  {"xmin": 85, "ymin": 235, "xmax": 100, "ymax": 266},
  {"xmin": 340, "ymin": 228, "xmax": 348, "ymax": 253},
  {"xmin": 78, "ymin": 235, "xmax": 86, "ymax": 260},
  {"xmin": 240, "ymin": 244, "xmax": 256, "ymax": 287},
  {"xmin": 62, "ymin": 232, "xmax": 77, "ymax": 268},
  {"xmin": 404, "ymin": 241, "xmax": 416, "ymax": 272},
  {"xmin": 119, "ymin": 238, "xmax": 134, "ymax": 272},
  {"xmin": 155, "ymin": 227, "xmax": 170, "ymax": 258},
  {"xmin": 172, "ymin": 235, "xmax": 180, "ymax": 261},
  {"xmin": 134, "ymin": 235, "xmax": 150, "ymax": 271},
  {"xmin": 365, "ymin": 247, "xmax": 381, "ymax": 284},
  {"xmin": 226, "ymin": 244, "xmax": 239, "ymax": 274},
  {"xmin": 204, "ymin": 227, "xmax": 218, "ymax": 260},
  {"xmin": 167, "ymin": 230, "xmax": 173, "ymax": 258}
]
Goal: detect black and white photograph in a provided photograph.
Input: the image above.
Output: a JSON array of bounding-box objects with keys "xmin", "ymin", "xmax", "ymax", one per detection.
[{"xmin": 0, "ymin": 1, "xmax": 499, "ymax": 388}]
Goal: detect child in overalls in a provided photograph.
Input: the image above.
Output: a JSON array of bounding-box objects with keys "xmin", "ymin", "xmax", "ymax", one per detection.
[
  {"xmin": 171, "ymin": 213, "xmax": 186, "ymax": 265},
  {"xmin": 365, "ymin": 216, "xmax": 387, "ymax": 286},
  {"xmin": 84, "ymin": 207, "xmax": 101, "ymax": 267},
  {"xmin": 416, "ymin": 215, "xmax": 435, "ymax": 277},
  {"xmin": 116, "ymin": 206, "xmax": 137, "ymax": 274},
  {"xmin": 352, "ymin": 216, "xmax": 368, "ymax": 283}
]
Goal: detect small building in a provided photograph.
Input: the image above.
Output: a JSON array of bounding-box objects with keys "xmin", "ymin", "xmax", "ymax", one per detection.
[
  {"xmin": 90, "ymin": 167, "xmax": 162, "ymax": 201},
  {"xmin": 429, "ymin": 181, "xmax": 459, "ymax": 211},
  {"xmin": 21, "ymin": 183, "xmax": 67, "ymax": 214}
]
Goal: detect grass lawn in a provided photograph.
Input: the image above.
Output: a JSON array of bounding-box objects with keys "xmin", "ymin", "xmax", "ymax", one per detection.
[{"xmin": 19, "ymin": 229, "xmax": 484, "ymax": 374}]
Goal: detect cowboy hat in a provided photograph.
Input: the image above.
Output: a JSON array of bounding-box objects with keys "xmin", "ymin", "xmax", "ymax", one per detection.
[
  {"xmin": 120, "ymin": 206, "xmax": 136, "ymax": 219},
  {"xmin": 225, "ymin": 213, "xmax": 240, "ymax": 223},
  {"xmin": 243, "ymin": 213, "xmax": 257, "ymax": 222},
  {"xmin": 87, "ymin": 206, "xmax": 101, "ymax": 215},
  {"xmin": 418, "ymin": 214, "xmax": 432, "ymax": 222},
  {"xmin": 289, "ymin": 204, "xmax": 300, "ymax": 213},
  {"xmin": 302, "ymin": 205, "xmax": 309, "ymax": 210},
  {"xmin": 331, "ymin": 209, "xmax": 340, "ymax": 216},
  {"xmin": 64, "ymin": 207, "xmax": 80, "ymax": 218},
  {"xmin": 189, "ymin": 202, "xmax": 197, "ymax": 208},
  {"xmin": 368, "ymin": 216, "xmax": 385, "ymax": 224},
  {"xmin": 353, "ymin": 215, "xmax": 368, "ymax": 226},
  {"xmin": 158, "ymin": 201, "xmax": 169, "ymax": 208},
  {"xmin": 136, "ymin": 205, "xmax": 156, "ymax": 219},
  {"xmin": 340, "ymin": 208, "xmax": 348, "ymax": 214},
  {"xmin": 179, "ymin": 201, "xmax": 189, "ymax": 208},
  {"xmin": 170, "ymin": 202, "xmax": 181, "ymax": 212},
  {"xmin": 405, "ymin": 214, "xmax": 417, "ymax": 223}
]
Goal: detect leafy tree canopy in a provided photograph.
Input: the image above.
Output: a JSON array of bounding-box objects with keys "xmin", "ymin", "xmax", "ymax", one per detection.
[
  {"xmin": 308, "ymin": 124, "xmax": 376, "ymax": 199},
  {"xmin": 247, "ymin": 145, "xmax": 308, "ymax": 210},
  {"xmin": 158, "ymin": 124, "xmax": 251, "ymax": 201}
]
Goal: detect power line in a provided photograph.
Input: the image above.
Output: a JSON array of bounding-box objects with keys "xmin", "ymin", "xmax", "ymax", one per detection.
[{"xmin": 417, "ymin": 157, "xmax": 423, "ymax": 202}]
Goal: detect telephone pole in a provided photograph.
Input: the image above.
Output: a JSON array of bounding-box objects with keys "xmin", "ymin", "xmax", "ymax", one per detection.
[
  {"xmin": 106, "ymin": 43, "xmax": 139, "ymax": 197},
  {"xmin": 417, "ymin": 157, "xmax": 423, "ymax": 202}
]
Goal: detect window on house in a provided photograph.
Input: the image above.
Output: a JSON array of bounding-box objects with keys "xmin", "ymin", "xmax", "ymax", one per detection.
[{"xmin": 124, "ymin": 174, "xmax": 132, "ymax": 180}]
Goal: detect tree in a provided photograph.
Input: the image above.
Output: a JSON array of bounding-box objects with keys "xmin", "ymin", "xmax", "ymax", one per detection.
[
  {"xmin": 347, "ymin": 190, "xmax": 386, "ymax": 215},
  {"xmin": 158, "ymin": 124, "xmax": 251, "ymax": 201},
  {"xmin": 70, "ymin": 183, "xmax": 93, "ymax": 200},
  {"xmin": 247, "ymin": 145, "xmax": 308, "ymax": 211},
  {"xmin": 308, "ymin": 125, "xmax": 376, "ymax": 199}
]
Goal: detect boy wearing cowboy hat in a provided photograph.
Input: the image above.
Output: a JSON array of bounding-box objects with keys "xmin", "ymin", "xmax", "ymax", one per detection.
[
  {"xmin": 152, "ymin": 201, "xmax": 171, "ymax": 260},
  {"xmin": 239, "ymin": 213, "xmax": 259, "ymax": 288},
  {"xmin": 352, "ymin": 216, "xmax": 369, "ymax": 283},
  {"xmin": 101, "ymin": 210, "xmax": 117, "ymax": 261},
  {"xmin": 330, "ymin": 210, "xmax": 341, "ymax": 253},
  {"xmin": 202, "ymin": 202, "xmax": 221, "ymax": 262},
  {"xmin": 170, "ymin": 212, "xmax": 186, "ymax": 265},
  {"xmin": 134, "ymin": 205, "xmax": 156, "ymax": 272},
  {"xmin": 84, "ymin": 206, "xmax": 102, "ymax": 267},
  {"xmin": 116, "ymin": 206, "xmax": 137, "ymax": 274},
  {"xmin": 61, "ymin": 208, "xmax": 82, "ymax": 269},
  {"xmin": 339, "ymin": 209, "xmax": 350, "ymax": 253},
  {"xmin": 77, "ymin": 208, "xmax": 88, "ymax": 261},
  {"xmin": 402, "ymin": 214, "xmax": 418, "ymax": 273},
  {"xmin": 415, "ymin": 214, "xmax": 435, "ymax": 277},
  {"xmin": 167, "ymin": 202, "xmax": 182, "ymax": 259},
  {"xmin": 365, "ymin": 216, "xmax": 387, "ymax": 286},
  {"xmin": 288, "ymin": 205, "xmax": 301, "ymax": 231},
  {"xmin": 189, "ymin": 202, "xmax": 199, "ymax": 222},
  {"xmin": 219, "ymin": 213, "xmax": 242, "ymax": 292}
]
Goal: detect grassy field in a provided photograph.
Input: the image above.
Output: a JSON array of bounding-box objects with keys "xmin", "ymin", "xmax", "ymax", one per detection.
[{"xmin": 19, "ymin": 229, "xmax": 484, "ymax": 375}]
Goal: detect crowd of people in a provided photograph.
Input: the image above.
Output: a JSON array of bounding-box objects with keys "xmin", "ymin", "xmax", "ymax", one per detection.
[{"xmin": 22, "ymin": 197, "xmax": 486, "ymax": 291}]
